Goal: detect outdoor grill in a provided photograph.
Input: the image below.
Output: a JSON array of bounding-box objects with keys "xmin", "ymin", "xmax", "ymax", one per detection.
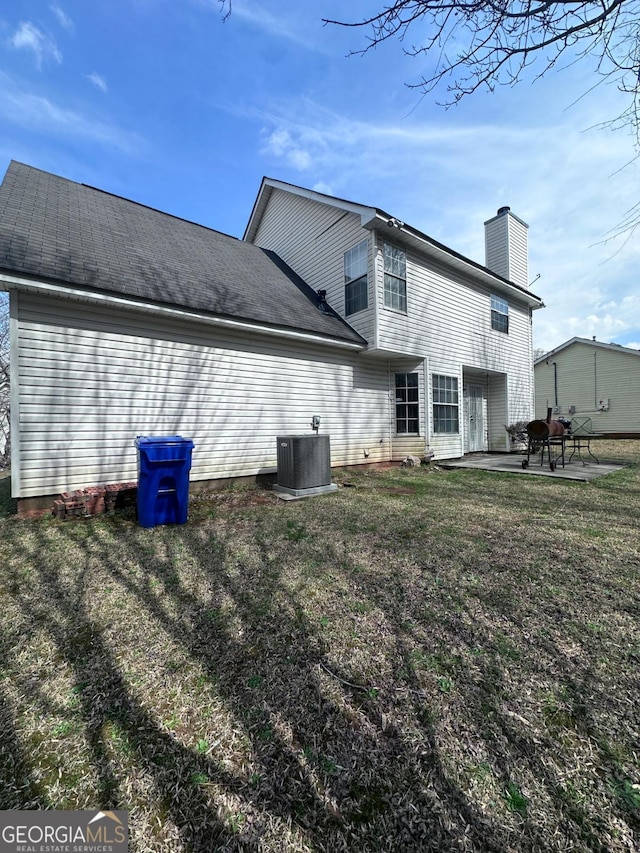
[{"xmin": 522, "ymin": 407, "xmax": 568, "ymax": 471}]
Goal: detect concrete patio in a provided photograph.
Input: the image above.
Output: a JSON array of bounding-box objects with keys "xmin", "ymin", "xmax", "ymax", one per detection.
[{"xmin": 439, "ymin": 452, "xmax": 623, "ymax": 481}]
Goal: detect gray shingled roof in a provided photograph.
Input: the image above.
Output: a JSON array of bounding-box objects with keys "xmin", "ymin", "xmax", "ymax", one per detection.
[{"xmin": 0, "ymin": 161, "xmax": 365, "ymax": 345}]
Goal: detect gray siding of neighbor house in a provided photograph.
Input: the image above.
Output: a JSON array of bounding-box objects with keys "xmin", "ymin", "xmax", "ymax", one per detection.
[
  {"xmin": 535, "ymin": 342, "xmax": 640, "ymax": 434},
  {"xmin": 11, "ymin": 290, "xmax": 393, "ymax": 498}
]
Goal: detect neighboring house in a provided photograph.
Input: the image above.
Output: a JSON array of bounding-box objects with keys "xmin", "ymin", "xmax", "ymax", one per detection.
[
  {"xmin": 0, "ymin": 162, "xmax": 543, "ymax": 511},
  {"xmin": 534, "ymin": 337, "xmax": 640, "ymax": 435}
]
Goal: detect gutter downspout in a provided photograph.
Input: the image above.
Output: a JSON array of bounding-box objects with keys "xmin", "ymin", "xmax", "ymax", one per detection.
[{"xmin": 388, "ymin": 360, "xmax": 393, "ymax": 461}]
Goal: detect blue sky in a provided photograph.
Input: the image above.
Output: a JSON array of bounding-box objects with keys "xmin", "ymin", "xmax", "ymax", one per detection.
[{"xmin": 1, "ymin": 0, "xmax": 638, "ymax": 353}]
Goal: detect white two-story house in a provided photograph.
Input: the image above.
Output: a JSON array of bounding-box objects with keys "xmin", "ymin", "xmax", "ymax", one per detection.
[
  {"xmin": 0, "ymin": 163, "xmax": 543, "ymax": 511},
  {"xmin": 245, "ymin": 179, "xmax": 542, "ymax": 461}
]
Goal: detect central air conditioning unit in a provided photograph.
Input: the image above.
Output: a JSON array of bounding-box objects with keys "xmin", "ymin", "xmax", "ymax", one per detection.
[{"xmin": 274, "ymin": 434, "xmax": 338, "ymax": 498}]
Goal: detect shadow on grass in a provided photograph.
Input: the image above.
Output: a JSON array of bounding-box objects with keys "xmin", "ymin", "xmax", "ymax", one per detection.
[
  {"xmin": 0, "ymin": 470, "xmax": 638, "ymax": 851},
  {"xmin": 0, "ymin": 508, "xmax": 520, "ymax": 852}
]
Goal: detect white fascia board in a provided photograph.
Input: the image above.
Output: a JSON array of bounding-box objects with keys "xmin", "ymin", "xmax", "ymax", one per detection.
[
  {"xmin": 0, "ymin": 273, "xmax": 365, "ymax": 351},
  {"xmin": 364, "ymin": 212, "xmax": 544, "ymax": 310},
  {"xmin": 261, "ymin": 177, "xmax": 376, "ymax": 220}
]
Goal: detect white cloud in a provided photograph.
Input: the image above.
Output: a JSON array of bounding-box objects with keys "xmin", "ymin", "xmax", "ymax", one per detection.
[
  {"xmin": 10, "ymin": 21, "xmax": 62, "ymax": 67},
  {"xmin": 87, "ymin": 72, "xmax": 108, "ymax": 93},
  {"xmin": 262, "ymin": 128, "xmax": 312, "ymax": 170},
  {"xmin": 0, "ymin": 72, "xmax": 142, "ymax": 154},
  {"xmin": 50, "ymin": 5, "xmax": 74, "ymax": 32},
  {"xmin": 244, "ymin": 88, "xmax": 640, "ymax": 354}
]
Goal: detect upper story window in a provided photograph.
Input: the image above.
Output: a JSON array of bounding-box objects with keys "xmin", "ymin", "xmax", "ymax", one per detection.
[
  {"xmin": 384, "ymin": 243, "xmax": 407, "ymax": 313},
  {"xmin": 432, "ymin": 374, "xmax": 459, "ymax": 434},
  {"xmin": 395, "ymin": 372, "xmax": 419, "ymax": 434},
  {"xmin": 344, "ymin": 239, "xmax": 368, "ymax": 316},
  {"xmin": 491, "ymin": 294, "xmax": 509, "ymax": 333}
]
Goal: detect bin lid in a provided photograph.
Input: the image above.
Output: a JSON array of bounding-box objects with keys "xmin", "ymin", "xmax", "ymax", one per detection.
[{"xmin": 135, "ymin": 435, "xmax": 194, "ymax": 447}]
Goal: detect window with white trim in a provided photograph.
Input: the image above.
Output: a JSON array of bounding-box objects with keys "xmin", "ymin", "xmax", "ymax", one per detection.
[
  {"xmin": 432, "ymin": 374, "xmax": 459, "ymax": 433},
  {"xmin": 384, "ymin": 243, "xmax": 407, "ymax": 312},
  {"xmin": 395, "ymin": 372, "xmax": 419, "ymax": 434},
  {"xmin": 491, "ymin": 294, "xmax": 509, "ymax": 333},
  {"xmin": 344, "ymin": 239, "xmax": 368, "ymax": 316}
]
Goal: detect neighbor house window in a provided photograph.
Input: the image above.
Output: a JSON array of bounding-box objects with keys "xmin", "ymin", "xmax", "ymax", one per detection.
[
  {"xmin": 395, "ymin": 373, "xmax": 419, "ymax": 434},
  {"xmin": 384, "ymin": 243, "xmax": 407, "ymax": 312},
  {"xmin": 491, "ymin": 294, "xmax": 509, "ymax": 333},
  {"xmin": 433, "ymin": 374, "xmax": 459, "ymax": 433},
  {"xmin": 344, "ymin": 239, "xmax": 368, "ymax": 315}
]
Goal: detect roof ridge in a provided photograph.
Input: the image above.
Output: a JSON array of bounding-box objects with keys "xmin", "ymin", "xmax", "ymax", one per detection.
[
  {"xmin": 80, "ymin": 180, "xmax": 241, "ymax": 242},
  {"xmin": 7, "ymin": 160, "xmax": 238, "ymax": 243}
]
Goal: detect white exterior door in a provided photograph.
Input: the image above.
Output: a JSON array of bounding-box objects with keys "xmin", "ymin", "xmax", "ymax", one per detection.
[{"xmin": 465, "ymin": 384, "xmax": 484, "ymax": 452}]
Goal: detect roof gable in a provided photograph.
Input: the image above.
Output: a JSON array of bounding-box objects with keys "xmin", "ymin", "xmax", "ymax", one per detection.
[
  {"xmin": 535, "ymin": 337, "xmax": 640, "ymax": 364},
  {"xmin": 246, "ymin": 177, "xmax": 543, "ymax": 309},
  {"xmin": 0, "ymin": 162, "xmax": 365, "ymax": 346},
  {"xmin": 244, "ymin": 177, "xmax": 377, "ymax": 244}
]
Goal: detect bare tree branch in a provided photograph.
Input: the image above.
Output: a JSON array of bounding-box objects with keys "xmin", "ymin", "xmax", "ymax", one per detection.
[
  {"xmin": 218, "ymin": 0, "xmax": 232, "ymax": 22},
  {"xmin": 323, "ymin": 0, "xmax": 640, "ymax": 135},
  {"xmin": 323, "ymin": 1, "xmax": 640, "ymax": 233}
]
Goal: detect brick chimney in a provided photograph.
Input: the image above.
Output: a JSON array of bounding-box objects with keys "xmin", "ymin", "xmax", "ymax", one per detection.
[{"xmin": 484, "ymin": 206, "xmax": 529, "ymax": 289}]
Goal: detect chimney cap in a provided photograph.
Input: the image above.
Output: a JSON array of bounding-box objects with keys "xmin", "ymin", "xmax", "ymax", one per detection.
[{"xmin": 497, "ymin": 206, "xmax": 511, "ymax": 216}]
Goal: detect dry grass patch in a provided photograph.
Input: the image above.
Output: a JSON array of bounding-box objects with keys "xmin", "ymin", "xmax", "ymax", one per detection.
[{"xmin": 0, "ymin": 447, "xmax": 639, "ymax": 851}]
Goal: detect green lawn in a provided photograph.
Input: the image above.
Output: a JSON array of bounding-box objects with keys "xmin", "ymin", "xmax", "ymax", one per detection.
[{"xmin": 0, "ymin": 445, "xmax": 639, "ymax": 851}]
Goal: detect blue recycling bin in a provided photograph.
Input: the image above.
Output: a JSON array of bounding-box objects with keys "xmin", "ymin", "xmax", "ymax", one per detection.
[{"xmin": 135, "ymin": 436, "xmax": 194, "ymax": 528}]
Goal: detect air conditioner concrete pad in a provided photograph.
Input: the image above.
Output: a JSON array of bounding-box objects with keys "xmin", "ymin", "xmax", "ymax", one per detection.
[{"xmin": 273, "ymin": 483, "xmax": 338, "ymax": 500}]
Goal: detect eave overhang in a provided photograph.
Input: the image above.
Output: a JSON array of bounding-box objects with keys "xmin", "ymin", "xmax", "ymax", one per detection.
[
  {"xmin": 0, "ymin": 272, "xmax": 367, "ymax": 352},
  {"xmin": 363, "ymin": 212, "xmax": 544, "ymax": 310}
]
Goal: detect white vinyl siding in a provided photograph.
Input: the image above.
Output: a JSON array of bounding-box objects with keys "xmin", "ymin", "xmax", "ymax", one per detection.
[
  {"xmin": 250, "ymin": 189, "xmax": 375, "ymax": 343},
  {"xmin": 534, "ymin": 342, "xmax": 640, "ymax": 434},
  {"xmin": 487, "ymin": 374, "xmax": 509, "ymax": 452},
  {"xmin": 485, "ymin": 210, "xmax": 529, "ymax": 290},
  {"xmin": 249, "ymin": 188, "xmax": 536, "ymax": 459},
  {"xmin": 11, "ymin": 291, "xmax": 393, "ymax": 498},
  {"xmin": 374, "ymin": 244, "xmax": 534, "ymax": 448}
]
